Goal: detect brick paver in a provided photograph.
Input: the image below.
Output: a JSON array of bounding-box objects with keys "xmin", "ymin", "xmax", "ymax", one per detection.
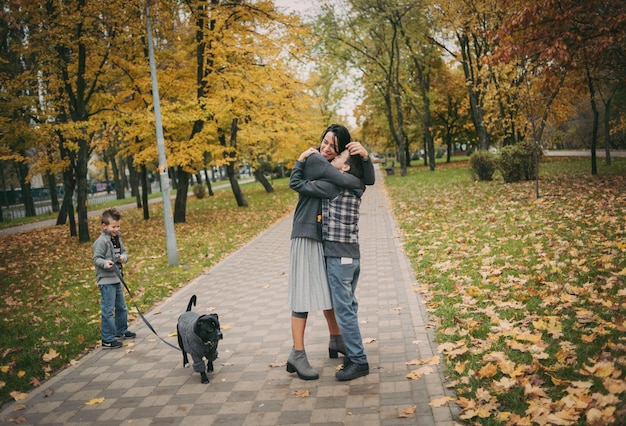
[{"xmin": 0, "ymin": 165, "xmax": 459, "ymax": 425}]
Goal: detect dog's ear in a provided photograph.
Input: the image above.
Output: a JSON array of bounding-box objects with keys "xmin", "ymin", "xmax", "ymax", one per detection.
[{"xmin": 198, "ymin": 315, "xmax": 217, "ymax": 330}]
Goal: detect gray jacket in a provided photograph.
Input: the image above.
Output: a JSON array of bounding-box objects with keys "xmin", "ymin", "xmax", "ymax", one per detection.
[
  {"xmin": 93, "ymin": 229, "xmax": 128, "ymax": 285},
  {"xmin": 178, "ymin": 311, "xmax": 219, "ymax": 373},
  {"xmin": 289, "ymin": 153, "xmax": 369, "ymax": 241}
]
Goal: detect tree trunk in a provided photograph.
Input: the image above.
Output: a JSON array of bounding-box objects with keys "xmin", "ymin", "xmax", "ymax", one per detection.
[
  {"xmin": 253, "ymin": 169, "xmax": 274, "ymax": 193},
  {"xmin": 111, "ymin": 154, "xmax": 124, "ymax": 199},
  {"xmin": 57, "ymin": 168, "xmax": 77, "ymax": 236},
  {"xmin": 128, "ymin": 156, "xmax": 141, "ymax": 208},
  {"xmin": 603, "ymin": 98, "xmax": 611, "ymax": 166},
  {"xmin": 76, "ymin": 138, "xmax": 90, "ymax": 242},
  {"xmin": 586, "ymin": 66, "xmax": 598, "ymax": 176},
  {"xmin": 204, "ymin": 168, "xmax": 214, "ymax": 196},
  {"xmin": 174, "ymin": 168, "xmax": 190, "ymax": 223},
  {"xmin": 227, "ymin": 118, "xmax": 247, "ymax": 207},
  {"xmin": 16, "ymin": 160, "xmax": 36, "ymax": 217},
  {"xmin": 227, "ymin": 163, "xmax": 247, "ymax": 207},
  {"xmin": 47, "ymin": 172, "xmax": 60, "ymax": 213},
  {"xmin": 141, "ymin": 164, "xmax": 150, "ymax": 220}
]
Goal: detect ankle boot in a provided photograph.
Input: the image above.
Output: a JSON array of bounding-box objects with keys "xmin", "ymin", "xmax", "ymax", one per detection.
[
  {"xmin": 328, "ymin": 335, "xmax": 346, "ymax": 358},
  {"xmin": 286, "ymin": 348, "xmax": 319, "ymax": 380}
]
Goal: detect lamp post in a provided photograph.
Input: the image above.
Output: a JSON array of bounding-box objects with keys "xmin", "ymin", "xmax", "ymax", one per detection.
[{"xmin": 146, "ymin": 1, "xmax": 178, "ymax": 266}]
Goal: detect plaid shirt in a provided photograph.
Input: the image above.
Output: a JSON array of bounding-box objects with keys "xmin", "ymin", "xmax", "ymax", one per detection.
[{"xmin": 322, "ymin": 188, "xmax": 361, "ymax": 245}]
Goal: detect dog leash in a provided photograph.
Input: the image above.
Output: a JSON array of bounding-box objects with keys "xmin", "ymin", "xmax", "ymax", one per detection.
[{"xmin": 112, "ymin": 264, "xmax": 181, "ymax": 352}]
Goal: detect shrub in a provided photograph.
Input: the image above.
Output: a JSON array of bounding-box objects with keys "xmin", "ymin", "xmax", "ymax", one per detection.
[
  {"xmin": 498, "ymin": 141, "xmax": 543, "ymax": 183},
  {"xmin": 192, "ymin": 183, "xmax": 207, "ymax": 199},
  {"xmin": 469, "ymin": 151, "xmax": 497, "ymax": 181}
]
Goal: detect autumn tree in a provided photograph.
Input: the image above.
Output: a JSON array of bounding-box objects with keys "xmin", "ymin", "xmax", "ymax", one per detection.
[
  {"xmin": 0, "ymin": 0, "xmax": 141, "ymax": 241},
  {"xmin": 318, "ymin": 0, "xmax": 417, "ymax": 175},
  {"xmin": 431, "ymin": 66, "xmax": 472, "ymax": 162},
  {"xmin": 495, "ymin": 0, "xmax": 626, "ymax": 174}
]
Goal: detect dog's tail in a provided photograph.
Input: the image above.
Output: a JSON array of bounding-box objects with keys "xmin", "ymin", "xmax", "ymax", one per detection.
[{"xmin": 186, "ymin": 295, "xmax": 197, "ymax": 312}]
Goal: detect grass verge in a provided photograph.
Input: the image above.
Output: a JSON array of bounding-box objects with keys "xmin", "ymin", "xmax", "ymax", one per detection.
[
  {"xmin": 0, "ymin": 178, "xmax": 295, "ymax": 406},
  {"xmin": 385, "ymin": 157, "xmax": 626, "ymax": 425}
]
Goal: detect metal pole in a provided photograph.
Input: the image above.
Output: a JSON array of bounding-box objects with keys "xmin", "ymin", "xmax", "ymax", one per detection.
[{"xmin": 146, "ymin": 2, "xmax": 179, "ymax": 266}]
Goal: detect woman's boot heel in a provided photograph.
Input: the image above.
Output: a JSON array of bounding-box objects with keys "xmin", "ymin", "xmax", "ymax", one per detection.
[
  {"xmin": 329, "ymin": 335, "xmax": 346, "ymax": 359},
  {"xmin": 286, "ymin": 348, "xmax": 319, "ymax": 380}
]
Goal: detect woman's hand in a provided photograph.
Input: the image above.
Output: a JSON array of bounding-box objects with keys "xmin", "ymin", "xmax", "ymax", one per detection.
[
  {"xmin": 346, "ymin": 141, "xmax": 369, "ymax": 159},
  {"xmin": 298, "ymin": 147, "xmax": 318, "ymax": 162}
]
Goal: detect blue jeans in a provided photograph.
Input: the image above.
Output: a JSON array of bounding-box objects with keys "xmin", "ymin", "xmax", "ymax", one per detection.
[
  {"xmin": 326, "ymin": 257, "xmax": 368, "ymax": 365},
  {"xmin": 98, "ymin": 283, "xmax": 129, "ymax": 342}
]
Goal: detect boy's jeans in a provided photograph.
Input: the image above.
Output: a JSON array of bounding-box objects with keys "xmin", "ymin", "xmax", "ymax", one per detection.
[
  {"xmin": 326, "ymin": 257, "xmax": 368, "ymax": 365},
  {"xmin": 98, "ymin": 283, "xmax": 129, "ymax": 342}
]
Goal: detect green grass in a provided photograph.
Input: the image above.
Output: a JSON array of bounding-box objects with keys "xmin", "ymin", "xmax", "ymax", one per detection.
[
  {"xmin": 385, "ymin": 157, "xmax": 626, "ymax": 425},
  {"xmin": 0, "ymin": 178, "xmax": 296, "ymax": 406}
]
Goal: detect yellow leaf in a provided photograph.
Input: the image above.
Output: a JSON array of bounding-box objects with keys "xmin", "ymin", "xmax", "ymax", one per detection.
[
  {"xmin": 85, "ymin": 397, "xmax": 105, "ymax": 406},
  {"xmin": 292, "ymin": 390, "xmax": 310, "ymax": 398},
  {"xmin": 476, "ymin": 363, "xmax": 498, "ymax": 378},
  {"xmin": 0, "ymin": 365, "xmax": 9, "ymax": 373},
  {"xmin": 429, "ymin": 396, "xmax": 454, "ymax": 407},
  {"xmin": 17, "ymin": 371, "xmax": 25, "ymax": 378},
  {"xmin": 406, "ymin": 366, "xmax": 434, "ymax": 380},
  {"xmin": 42, "ymin": 349, "xmax": 60, "ymax": 363},
  {"xmin": 10, "ymin": 391, "xmax": 28, "ymax": 401},
  {"xmin": 398, "ymin": 405, "xmax": 416, "ymax": 418}
]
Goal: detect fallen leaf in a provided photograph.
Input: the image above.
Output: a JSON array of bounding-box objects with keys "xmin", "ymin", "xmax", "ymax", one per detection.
[
  {"xmin": 292, "ymin": 390, "xmax": 310, "ymax": 397},
  {"xmin": 398, "ymin": 405, "xmax": 416, "ymax": 418},
  {"xmin": 42, "ymin": 349, "xmax": 59, "ymax": 363},
  {"xmin": 10, "ymin": 391, "xmax": 28, "ymax": 401},
  {"xmin": 429, "ymin": 396, "xmax": 454, "ymax": 407},
  {"xmin": 406, "ymin": 366, "xmax": 434, "ymax": 380},
  {"xmin": 85, "ymin": 397, "xmax": 105, "ymax": 406}
]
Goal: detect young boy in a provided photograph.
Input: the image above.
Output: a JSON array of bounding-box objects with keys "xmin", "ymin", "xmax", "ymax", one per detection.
[
  {"xmin": 93, "ymin": 207, "xmax": 136, "ymax": 349},
  {"xmin": 291, "ymin": 149, "xmax": 370, "ymax": 380}
]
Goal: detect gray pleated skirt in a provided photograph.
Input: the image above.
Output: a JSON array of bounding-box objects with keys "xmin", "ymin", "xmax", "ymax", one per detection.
[{"xmin": 287, "ymin": 237, "xmax": 332, "ymax": 312}]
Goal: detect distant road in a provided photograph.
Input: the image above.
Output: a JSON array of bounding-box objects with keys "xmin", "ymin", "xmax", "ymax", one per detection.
[
  {"xmin": 544, "ymin": 149, "xmax": 626, "ymax": 157},
  {"xmin": 0, "ymin": 178, "xmax": 255, "ymax": 237}
]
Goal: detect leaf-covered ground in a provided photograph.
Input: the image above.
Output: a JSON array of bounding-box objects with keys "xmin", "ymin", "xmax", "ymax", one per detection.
[
  {"xmin": 385, "ymin": 158, "xmax": 626, "ymax": 425},
  {"xmin": 0, "ymin": 180, "xmax": 296, "ymax": 406}
]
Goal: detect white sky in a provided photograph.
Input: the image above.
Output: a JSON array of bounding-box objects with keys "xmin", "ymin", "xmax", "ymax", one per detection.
[
  {"xmin": 272, "ymin": 0, "xmax": 359, "ymax": 127},
  {"xmin": 273, "ymin": 0, "xmax": 317, "ymax": 16}
]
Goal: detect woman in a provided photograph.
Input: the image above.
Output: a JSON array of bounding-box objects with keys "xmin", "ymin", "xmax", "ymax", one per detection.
[{"xmin": 286, "ymin": 124, "xmax": 374, "ymax": 380}]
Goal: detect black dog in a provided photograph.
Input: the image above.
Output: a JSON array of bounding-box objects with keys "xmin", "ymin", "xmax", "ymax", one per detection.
[{"xmin": 177, "ymin": 295, "xmax": 223, "ymax": 383}]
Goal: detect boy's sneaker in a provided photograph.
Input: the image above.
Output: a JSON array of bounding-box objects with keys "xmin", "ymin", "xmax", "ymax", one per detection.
[
  {"xmin": 116, "ymin": 331, "xmax": 136, "ymax": 339},
  {"xmin": 102, "ymin": 340, "xmax": 123, "ymax": 349}
]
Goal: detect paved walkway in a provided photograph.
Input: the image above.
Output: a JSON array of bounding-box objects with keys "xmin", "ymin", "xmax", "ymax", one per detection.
[{"xmin": 0, "ymin": 166, "xmax": 458, "ymax": 425}]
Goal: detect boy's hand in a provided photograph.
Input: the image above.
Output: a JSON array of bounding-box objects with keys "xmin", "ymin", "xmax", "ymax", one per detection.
[
  {"xmin": 298, "ymin": 148, "xmax": 318, "ymax": 162},
  {"xmin": 105, "ymin": 260, "xmax": 114, "ymax": 269}
]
